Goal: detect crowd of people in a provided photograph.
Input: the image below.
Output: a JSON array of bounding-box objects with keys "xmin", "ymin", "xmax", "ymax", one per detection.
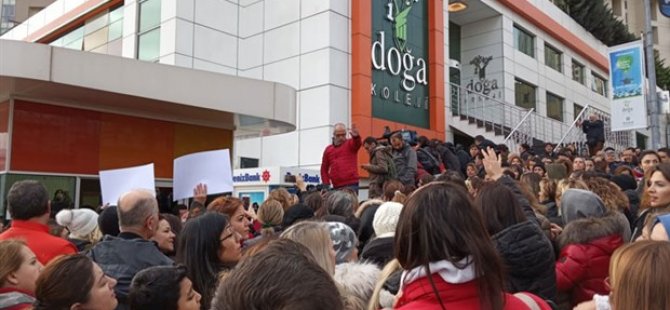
[{"xmin": 1, "ymin": 122, "xmax": 670, "ymax": 310}]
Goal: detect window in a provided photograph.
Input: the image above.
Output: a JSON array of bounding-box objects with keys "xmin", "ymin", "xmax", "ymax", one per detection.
[
  {"xmin": 545, "ymin": 44, "xmax": 562, "ymax": 72},
  {"xmin": 592, "ymin": 73, "xmax": 608, "ymax": 97},
  {"xmin": 48, "ymin": 6, "xmax": 123, "ymax": 56},
  {"xmin": 515, "ymin": 79, "xmax": 536, "ymax": 110},
  {"xmin": 572, "ymin": 60, "xmax": 585, "ymax": 84},
  {"xmin": 514, "ymin": 24, "xmax": 535, "ymax": 58},
  {"xmin": 546, "ymin": 92, "xmax": 564, "ymax": 122},
  {"xmin": 574, "ymin": 103, "xmax": 584, "ymax": 120},
  {"xmin": 138, "ymin": 0, "xmax": 161, "ymax": 61}
]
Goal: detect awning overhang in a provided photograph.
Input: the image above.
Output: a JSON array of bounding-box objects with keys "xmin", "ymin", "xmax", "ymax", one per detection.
[{"xmin": 0, "ymin": 39, "xmax": 297, "ymax": 138}]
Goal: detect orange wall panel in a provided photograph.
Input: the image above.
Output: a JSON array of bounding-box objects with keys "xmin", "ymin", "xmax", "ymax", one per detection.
[
  {"xmin": 0, "ymin": 101, "xmax": 10, "ymax": 171},
  {"xmin": 98, "ymin": 113, "xmax": 174, "ymax": 178},
  {"xmin": 11, "ymin": 100, "xmax": 101, "ymax": 174},
  {"xmin": 173, "ymin": 123, "xmax": 233, "ymax": 158}
]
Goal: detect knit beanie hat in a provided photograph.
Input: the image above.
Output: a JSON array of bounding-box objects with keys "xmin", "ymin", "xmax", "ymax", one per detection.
[
  {"xmin": 560, "ymin": 189, "xmax": 606, "ymax": 224},
  {"xmin": 98, "ymin": 206, "xmax": 120, "ymax": 237},
  {"xmin": 373, "ymin": 202, "xmax": 404, "ymax": 238},
  {"xmin": 55, "ymin": 208, "xmax": 99, "ymax": 237},
  {"xmin": 326, "ymin": 222, "xmax": 357, "ymax": 264}
]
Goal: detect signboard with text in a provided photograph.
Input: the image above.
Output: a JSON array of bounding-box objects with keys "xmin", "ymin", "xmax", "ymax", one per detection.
[
  {"xmin": 608, "ymin": 41, "xmax": 647, "ymax": 131},
  {"xmin": 371, "ymin": 0, "xmax": 429, "ymax": 128}
]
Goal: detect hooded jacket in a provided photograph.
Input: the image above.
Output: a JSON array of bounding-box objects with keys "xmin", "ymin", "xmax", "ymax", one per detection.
[
  {"xmin": 493, "ymin": 220, "xmax": 557, "ymax": 301},
  {"xmin": 360, "ymin": 237, "xmax": 394, "ymax": 268},
  {"xmin": 395, "ymin": 259, "xmax": 551, "ymax": 310},
  {"xmin": 560, "ymin": 189, "xmax": 631, "ymax": 241},
  {"xmin": 555, "ymin": 215, "xmax": 625, "ymax": 306},
  {"xmin": 321, "ymin": 135, "xmax": 362, "ymax": 188},
  {"xmin": 365, "ymin": 146, "xmax": 394, "ymax": 198},
  {"xmin": 333, "ymin": 261, "xmax": 381, "ymax": 307}
]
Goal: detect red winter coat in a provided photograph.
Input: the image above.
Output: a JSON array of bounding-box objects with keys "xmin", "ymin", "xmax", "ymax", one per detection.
[
  {"xmin": 555, "ymin": 215, "xmax": 625, "ymax": 306},
  {"xmin": 0, "ymin": 220, "xmax": 77, "ymax": 265},
  {"xmin": 320, "ymin": 135, "xmax": 361, "ymax": 188},
  {"xmin": 395, "ymin": 274, "xmax": 552, "ymax": 310}
]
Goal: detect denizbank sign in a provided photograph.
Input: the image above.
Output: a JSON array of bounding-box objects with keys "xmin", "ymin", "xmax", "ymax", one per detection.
[{"xmin": 371, "ymin": 0, "xmax": 429, "ymax": 128}]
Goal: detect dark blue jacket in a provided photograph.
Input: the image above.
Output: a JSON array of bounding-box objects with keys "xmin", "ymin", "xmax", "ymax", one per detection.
[{"xmin": 88, "ymin": 232, "xmax": 173, "ymax": 310}]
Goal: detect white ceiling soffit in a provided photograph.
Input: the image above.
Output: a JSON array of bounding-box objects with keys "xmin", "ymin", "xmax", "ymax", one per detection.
[{"xmin": 0, "ymin": 39, "xmax": 297, "ymax": 137}]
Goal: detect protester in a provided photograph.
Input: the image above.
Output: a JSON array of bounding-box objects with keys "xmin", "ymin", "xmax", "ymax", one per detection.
[
  {"xmin": 475, "ymin": 182, "xmax": 556, "ymax": 301},
  {"xmin": 280, "ymin": 221, "xmax": 336, "ymax": 275},
  {"xmin": 128, "ymin": 266, "xmax": 201, "ymax": 310},
  {"xmin": 0, "ymin": 240, "xmax": 42, "ymax": 310},
  {"xmin": 55, "ymin": 208, "xmax": 102, "ymax": 252},
  {"xmin": 608, "ymin": 241, "xmax": 670, "ymax": 310},
  {"xmin": 580, "ymin": 114, "xmax": 605, "ymax": 156},
  {"xmin": 210, "ymin": 239, "xmax": 344, "ymax": 310},
  {"xmin": 390, "ymin": 132, "xmax": 417, "ymax": 192},
  {"xmin": 355, "ymin": 199, "xmax": 383, "ymax": 251},
  {"xmin": 555, "ymin": 189, "xmax": 625, "ymax": 307},
  {"xmin": 638, "ymin": 213, "xmax": 670, "ymax": 241},
  {"xmin": 360, "ymin": 201, "xmax": 403, "ymax": 267},
  {"xmin": 320, "ymin": 190, "xmax": 360, "ymax": 232},
  {"xmin": 361, "ymin": 136, "xmax": 395, "ymax": 199},
  {"xmin": 634, "ymin": 163, "xmax": 670, "ymax": 239},
  {"xmin": 282, "ymin": 203, "xmax": 315, "ymax": 228},
  {"xmin": 244, "ymin": 199, "xmax": 284, "ymax": 248},
  {"xmin": 321, "ymin": 123, "xmax": 361, "ymax": 192},
  {"xmin": 98, "ymin": 205, "xmax": 120, "ymax": 237},
  {"xmin": 393, "ymin": 181, "xmax": 551, "ymax": 309},
  {"xmin": 0, "ymin": 181, "xmax": 77, "ymax": 264},
  {"xmin": 206, "ymin": 196, "xmax": 251, "ymax": 240},
  {"xmin": 150, "ymin": 214, "xmax": 177, "ymax": 256},
  {"xmin": 88, "ymin": 189, "xmax": 173, "ymax": 309},
  {"xmin": 177, "ymin": 212, "xmax": 240, "ymax": 310},
  {"xmin": 34, "ymin": 254, "xmax": 118, "ymax": 310}
]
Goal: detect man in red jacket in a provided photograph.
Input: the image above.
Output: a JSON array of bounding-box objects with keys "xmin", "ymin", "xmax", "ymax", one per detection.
[
  {"xmin": 0, "ymin": 180, "xmax": 76, "ymax": 264},
  {"xmin": 321, "ymin": 123, "xmax": 361, "ymax": 193}
]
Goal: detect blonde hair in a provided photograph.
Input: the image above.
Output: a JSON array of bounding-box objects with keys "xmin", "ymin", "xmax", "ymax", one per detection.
[
  {"xmin": 78, "ymin": 227, "xmax": 103, "ymax": 249},
  {"xmin": 555, "ymin": 178, "xmax": 588, "ymax": 209},
  {"xmin": 280, "ymin": 221, "xmax": 336, "ymax": 275},
  {"xmin": 269, "ymin": 188, "xmax": 293, "ymax": 211},
  {"xmin": 368, "ymin": 259, "xmax": 401, "ymax": 310},
  {"xmin": 0, "ymin": 240, "xmax": 27, "ymax": 285},
  {"xmin": 610, "ymin": 241, "xmax": 670, "ymax": 310},
  {"xmin": 584, "ymin": 177, "xmax": 629, "ymax": 213},
  {"xmin": 257, "ymin": 199, "xmax": 284, "ymax": 237}
]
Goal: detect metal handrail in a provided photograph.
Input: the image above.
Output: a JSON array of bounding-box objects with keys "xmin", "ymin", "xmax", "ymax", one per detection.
[
  {"xmin": 504, "ymin": 108, "xmax": 535, "ymax": 142},
  {"xmin": 554, "ymin": 104, "xmax": 591, "ymax": 151}
]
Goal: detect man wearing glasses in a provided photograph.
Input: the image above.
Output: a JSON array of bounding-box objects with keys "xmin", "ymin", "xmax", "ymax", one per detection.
[{"xmin": 320, "ymin": 123, "xmax": 361, "ymax": 193}]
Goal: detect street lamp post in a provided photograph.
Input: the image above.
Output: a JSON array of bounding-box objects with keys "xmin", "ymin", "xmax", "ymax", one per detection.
[{"xmin": 645, "ymin": 0, "xmax": 661, "ymax": 149}]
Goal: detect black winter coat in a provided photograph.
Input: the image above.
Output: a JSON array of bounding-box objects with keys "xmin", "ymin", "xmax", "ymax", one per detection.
[
  {"xmin": 88, "ymin": 234, "xmax": 173, "ymax": 309},
  {"xmin": 493, "ymin": 220, "xmax": 557, "ymax": 301},
  {"xmin": 360, "ymin": 237, "xmax": 394, "ymax": 268}
]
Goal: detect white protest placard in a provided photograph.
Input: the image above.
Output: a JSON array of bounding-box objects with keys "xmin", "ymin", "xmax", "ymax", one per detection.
[
  {"xmin": 173, "ymin": 149, "xmax": 233, "ymax": 201},
  {"xmin": 99, "ymin": 163, "xmax": 155, "ymax": 205}
]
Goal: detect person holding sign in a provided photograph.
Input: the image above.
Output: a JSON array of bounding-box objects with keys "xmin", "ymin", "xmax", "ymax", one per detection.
[{"xmin": 321, "ymin": 123, "xmax": 362, "ymax": 193}]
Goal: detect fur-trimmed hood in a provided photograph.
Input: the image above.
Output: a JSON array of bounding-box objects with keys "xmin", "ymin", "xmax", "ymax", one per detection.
[
  {"xmin": 355, "ymin": 199, "xmax": 384, "ymax": 218},
  {"xmin": 334, "ymin": 261, "xmax": 381, "ymax": 305},
  {"xmin": 558, "ymin": 213, "xmax": 629, "ymax": 249}
]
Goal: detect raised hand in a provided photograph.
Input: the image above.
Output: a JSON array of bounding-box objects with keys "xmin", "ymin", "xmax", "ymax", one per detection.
[
  {"xmin": 193, "ymin": 183, "xmax": 208, "ymax": 204},
  {"xmin": 481, "ymin": 147, "xmax": 503, "ymax": 181},
  {"xmin": 349, "ymin": 123, "xmax": 359, "ymax": 137}
]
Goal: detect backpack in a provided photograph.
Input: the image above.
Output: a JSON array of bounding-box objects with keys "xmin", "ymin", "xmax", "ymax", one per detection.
[{"xmin": 417, "ymin": 147, "xmax": 441, "ymax": 175}]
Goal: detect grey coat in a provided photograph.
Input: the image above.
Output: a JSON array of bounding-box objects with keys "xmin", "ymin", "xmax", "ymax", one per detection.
[{"xmin": 392, "ymin": 144, "xmax": 417, "ymax": 188}]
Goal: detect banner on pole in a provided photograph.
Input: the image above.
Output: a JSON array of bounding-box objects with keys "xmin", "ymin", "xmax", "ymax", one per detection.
[
  {"xmin": 608, "ymin": 41, "xmax": 648, "ymax": 132},
  {"xmin": 661, "ymin": 0, "xmax": 670, "ymax": 18}
]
